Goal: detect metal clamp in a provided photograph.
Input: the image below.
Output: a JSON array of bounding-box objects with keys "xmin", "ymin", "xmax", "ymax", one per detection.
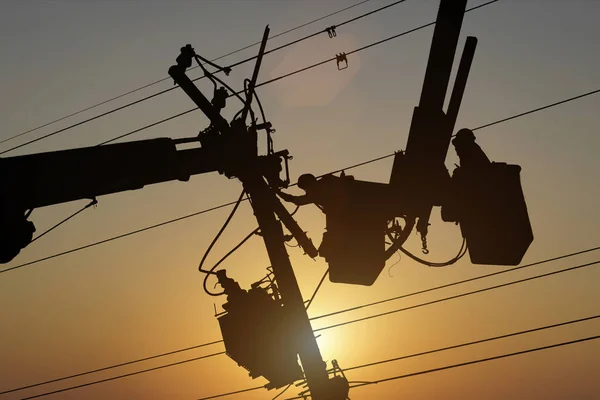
[
  {"xmin": 335, "ymin": 52, "xmax": 348, "ymax": 70},
  {"xmin": 326, "ymin": 25, "xmax": 337, "ymax": 38}
]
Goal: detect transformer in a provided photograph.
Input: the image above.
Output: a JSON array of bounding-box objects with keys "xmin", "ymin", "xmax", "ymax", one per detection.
[{"xmin": 216, "ymin": 271, "xmax": 304, "ymax": 389}]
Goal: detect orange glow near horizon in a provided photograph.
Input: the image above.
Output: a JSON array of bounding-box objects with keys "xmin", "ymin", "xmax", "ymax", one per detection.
[{"xmin": 0, "ymin": 1, "xmax": 599, "ymax": 399}]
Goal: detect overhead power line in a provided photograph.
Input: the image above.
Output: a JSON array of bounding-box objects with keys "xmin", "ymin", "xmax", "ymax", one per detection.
[
  {"xmin": 19, "ymin": 351, "xmax": 226, "ymax": 400},
  {"xmin": 471, "ymin": 88, "xmax": 600, "ymax": 131},
  {"xmin": 0, "ymin": 200, "xmax": 242, "ymax": 275},
  {"xmin": 309, "ymin": 246, "xmax": 600, "ymax": 322},
  {"xmin": 284, "ymin": 336, "xmax": 600, "ymax": 400},
  {"xmin": 0, "ymin": 339, "xmax": 224, "ymax": 396},
  {"xmin": 197, "ymin": 386, "xmax": 264, "ymax": 400},
  {"xmin": 312, "ymin": 260, "xmax": 600, "ymax": 333},
  {"xmin": 0, "ymin": 0, "xmax": 408, "ymax": 154},
  {"xmin": 2, "ymin": 0, "xmax": 504, "ymax": 152},
  {"xmin": 342, "ymin": 314, "xmax": 600, "ymax": 372},
  {"xmin": 98, "ymin": 0, "xmax": 499, "ymax": 147},
  {"xmin": 12, "ymin": 258, "xmax": 598, "ymax": 398},
  {"xmin": 0, "ymin": 0, "xmax": 373, "ymax": 147},
  {"xmin": 5, "ymin": 246, "xmax": 597, "ymax": 396},
  {"xmin": 198, "ymin": 314, "xmax": 600, "ymax": 400}
]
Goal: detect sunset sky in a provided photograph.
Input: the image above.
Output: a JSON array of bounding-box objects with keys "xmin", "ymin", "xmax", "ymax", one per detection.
[{"xmin": 1, "ymin": 0, "xmax": 599, "ymax": 399}]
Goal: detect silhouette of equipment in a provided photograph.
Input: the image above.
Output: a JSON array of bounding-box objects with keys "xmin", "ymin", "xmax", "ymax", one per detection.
[
  {"xmin": 281, "ymin": 173, "xmax": 402, "ymax": 286},
  {"xmin": 442, "ymin": 129, "xmax": 533, "ymax": 265},
  {"xmin": 217, "ymin": 270, "xmax": 304, "ymax": 389},
  {"xmin": 0, "ymin": 138, "xmax": 221, "ymax": 262},
  {"xmin": 168, "ymin": 26, "xmax": 344, "ymax": 399},
  {"xmin": 0, "ymin": 2, "xmax": 534, "ymax": 399}
]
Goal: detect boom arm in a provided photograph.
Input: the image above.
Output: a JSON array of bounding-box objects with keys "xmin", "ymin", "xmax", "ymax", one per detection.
[{"xmin": 0, "ymin": 137, "xmax": 221, "ymax": 262}]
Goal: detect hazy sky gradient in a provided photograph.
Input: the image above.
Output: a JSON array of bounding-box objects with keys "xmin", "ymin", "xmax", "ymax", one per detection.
[{"xmin": 1, "ymin": 1, "xmax": 599, "ymax": 399}]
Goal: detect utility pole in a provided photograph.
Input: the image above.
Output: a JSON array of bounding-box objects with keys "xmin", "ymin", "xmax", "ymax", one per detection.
[
  {"xmin": 169, "ymin": 27, "xmax": 344, "ymax": 400},
  {"xmin": 241, "ymin": 174, "xmax": 332, "ymax": 398}
]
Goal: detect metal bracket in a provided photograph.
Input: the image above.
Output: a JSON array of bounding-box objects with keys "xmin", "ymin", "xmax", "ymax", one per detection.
[
  {"xmin": 326, "ymin": 25, "xmax": 337, "ymax": 38},
  {"xmin": 335, "ymin": 52, "xmax": 348, "ymax": 70}
]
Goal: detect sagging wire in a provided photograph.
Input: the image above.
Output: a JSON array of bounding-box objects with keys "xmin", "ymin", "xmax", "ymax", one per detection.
[
  {"xmin": 272, "ymin": 383, "xmax": 292, "ymax": 400},
  {"xmin": 387, "ymin": 229, "xmax": 467, "ymax": 268},
  {"xmin": 193, "ymin": 55, "xmax": 246, "ymax": 106},
  {"xmin": 387, "ymin": 251, "xmax": 401, "ymax": 277},
  {"xmin": 200, "ymin": 200, "xmax": 300, "ymax": 297},
  {"xmin": 233, "ymin": 78, "xmax": 259, "ymax": 123},
  {"xmin": 199, "ymin": 190, "xmax": 246, "ymax": 296}
]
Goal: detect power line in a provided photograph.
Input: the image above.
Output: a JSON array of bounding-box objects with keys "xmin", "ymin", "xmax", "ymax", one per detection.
[
  {"xmin": 342, "ymin": 314, "xmax": 600, "ymax": 373},
  {"xmin": 312, "ymin": 260, "xmax": 600, "ymax": 333},
  {"xmin": 203, "ymin": 314, "xmax": 600, "ymax": 400},
  {"xmin": 3, "ymin": 0, "xmax": 502, "ymax": 152},
  {"xmin": 309, "ymin": 246, "xmax": 600, "ymax": 322},
  {"xmin": 0, "ymin": 0, "xmax": 408, "ymax": 154},
  {"xmin": 0, "ymin": 200, "xmax": 242, "ymax": 275},
  {"xmin": 14, "ymin": 258, "xmax": 598, "ymax": 398},
  {"xmin": 20, "ymin": 351, "xmax": 226, "ymax": 400},
  {"xmin": 0, "ymin": 0, "xmax": 373, "ymax": 148},
  {"xmin": 197, "ymin": 385, "xmax": 264, "ymax": 400},
  {"xmin": 0, "ymin": 340, "xmax": 224, "ymax": 396},
  {"xmin": 93, "ymin": 0, "xmax": 424, "ymax": 148},
  {"xmin": 6, "ymin": 246, "xmax": 596, "ymax": 396},
  {"xmin": 284, "ymin": 336, "xmax": 600, "ymax": 399},
  {"xmin": 471, "ymin": 88, "xmax": 600, "ymax": 131},
  {"xmin": 101, "ymin": 0, "xmax": 500, "ymax": 146},
  {"xmin": 68, "ymin": 2, "xmax": 600, "ymax": 149},
  {"xmin": 6, "ymin": 247, "xmax": 596, "ymax": 395}
]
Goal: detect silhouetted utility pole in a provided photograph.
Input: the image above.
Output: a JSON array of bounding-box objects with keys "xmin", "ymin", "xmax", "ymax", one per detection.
[
  {"xmin": 169, "ymin": 27, "xmax": 346, "ymax": 400},
  {"xmin": 242, "ymin": 175, "xmax": 333, "ymax": 397},
  {"xmin": 390, "ymin": 0, "xmax": 473, "ymax": 251}
]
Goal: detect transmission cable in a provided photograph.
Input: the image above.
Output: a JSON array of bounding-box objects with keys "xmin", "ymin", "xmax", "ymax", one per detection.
[
  {"xmin": 199, "ymin": 314, "xmax": 600, "ymax": 400},
  {"xmin": 0, "ymin": 200, "xmax": 242, "ymax": 275},
  {"xmin": 312, "ymin": 259, "xmax": 600, "ymax": 333},
  {"xmin": 309, "ymin": 245, "xmax": 600, "ymax": 322},
  {"xmin": 0, "ymin": 0, "xmax": 372, "ymax": 147},
  {"xmin": 342, "ymin": 314, "xmax": 600, "ymax": 373},
  {"xmin": 198, "ymin": 190, "xmax": 246, "ymax": 296},
  {"xmin": 0, "ymin": 339, "xmax": 224, "ymax": 396},
  {"xmin": 6, "ymin": 246, "xmax": 595, "ymax": 396},
  {"xmin": 273, "ymin": 383, "xmax": 294, "ymax": 400},
  {"xmin": 97, "ymin": 0, "xmax": 595, "ymax": 148},
  {"xmin": 12, "ymin": 258, "xmax": 598, "ymax": 398},
  {"xmin": 197, "ymin": 386, "xmax": 264, "ymax": 400},
  {"xmin": 284, "ymin": 336, "xmax": 600, "ymax": 400},
  {"xmin": 19, "ymin": 351, "xmax": 227, "ymax": 400},
  {"xmin": 0, "ymin": 0, "xmax": 408, "ymax": 154}
]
